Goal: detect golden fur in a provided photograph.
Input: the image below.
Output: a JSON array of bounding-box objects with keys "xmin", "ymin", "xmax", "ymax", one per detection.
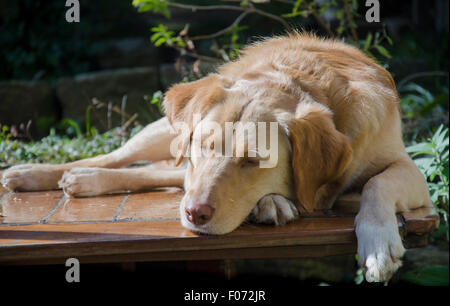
[{"xmin": 164, "ymin": 32, "xmax": 410, "ymax": 214}]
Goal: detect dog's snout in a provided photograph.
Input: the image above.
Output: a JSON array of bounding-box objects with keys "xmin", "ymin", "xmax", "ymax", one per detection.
[{"xmin": 185, "ymin": 201, "xmax": 215, "ymax": 225}]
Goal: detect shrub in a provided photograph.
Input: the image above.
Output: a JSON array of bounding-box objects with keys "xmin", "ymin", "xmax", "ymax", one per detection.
[{"xmin": 407, "ymin": 125, "xmax": 449, "ymax": 240}]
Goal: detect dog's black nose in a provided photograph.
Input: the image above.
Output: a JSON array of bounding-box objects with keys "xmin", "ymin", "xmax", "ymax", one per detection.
[{"xmin": 185, "ymin": 201, "xmax": 215, "ymax": 225}]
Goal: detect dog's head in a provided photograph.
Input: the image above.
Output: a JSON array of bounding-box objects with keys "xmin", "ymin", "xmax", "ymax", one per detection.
[{"xmin": 164, "ymin": 74, "xmax": 352, "ymax": 234}]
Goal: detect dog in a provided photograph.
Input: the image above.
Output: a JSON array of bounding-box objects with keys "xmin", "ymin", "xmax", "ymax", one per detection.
[{"xmin": 1, "ymin": 33, "xmax": 432, "ymax": 282}]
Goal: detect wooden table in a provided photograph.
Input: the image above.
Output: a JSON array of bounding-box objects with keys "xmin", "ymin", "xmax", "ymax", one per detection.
[{"xmin": 0, "ymin": 186, "xmax": 438, "ymax": 266}]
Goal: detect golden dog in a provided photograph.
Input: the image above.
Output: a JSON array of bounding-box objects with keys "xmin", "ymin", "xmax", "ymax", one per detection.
[{"xmin": 2, "ymin": 33, "xmax": 432, "ymax": 282}]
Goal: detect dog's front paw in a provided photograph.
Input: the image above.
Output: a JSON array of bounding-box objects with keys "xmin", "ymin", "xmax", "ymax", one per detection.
[
  {"xmin": 2, "ymin": 164, "xmax": 61, "ymax": 192},
  {"xmin": 58, "ymin": 167, "xmax": 107, "ymax": 197},
  {"xmin": 248, "ymin": 194, "xmax": 299, "ymax": 226},
  {"xmin": 355, "ymin": 219, "xmax": 405, "ymax": 283}
]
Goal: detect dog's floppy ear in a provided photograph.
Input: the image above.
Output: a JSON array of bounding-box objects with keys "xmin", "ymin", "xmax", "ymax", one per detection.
[
  {"xmin": 163, "ymin": 74, "xmax": 227, "ymax": 125},
  {"xmin": 163, "ymin": 74, "xmax": 228, "ymax": 165},
  {"xmin": 288, "ymin": 102, "xmax": 353, "ymax": 213}
]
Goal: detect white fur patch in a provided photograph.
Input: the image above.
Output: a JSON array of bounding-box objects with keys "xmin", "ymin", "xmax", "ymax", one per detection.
[
  {"xmin": 58, "ymin": 167, "xmax": 105, "ymax": 197},
  {"xmin": 295, "ymin": 100, "xmax": 332, "ymax": 119},
  {"xmin": 355, "ymin": 216, "xmax": 405, "ymax": 282},
  {"xmin": 249, "ymin": 194, "xmax": 299, "ymax": 226}
]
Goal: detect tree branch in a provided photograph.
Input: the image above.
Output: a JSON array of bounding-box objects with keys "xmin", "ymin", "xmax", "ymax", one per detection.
[
  {"xmin": 252, "ymin": 7, "xmax": 292, "ymax": 30},
  {"xmin": 166, "ymin": 2, "xmax": 247, "ymax": 12},
  {"xmin": 167, "ymin": 1, "xmax": 291, "ymax": 30},
  {"xmin": 274, "ymin": 0, "xmax": 334, "ymax": 37},
  {"xmin": 174, "ymin": 46, "xmax": 223, "ymax": 63},
  {"xmin": 190, "ymin": 11, "xmax": 250, "ymax": 41}
]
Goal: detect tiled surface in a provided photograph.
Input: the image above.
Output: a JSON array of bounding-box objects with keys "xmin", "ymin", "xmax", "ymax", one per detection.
[
  {"xmin": 47, "ymin": 194, "xmax": 124, "ymax": 223},
  {"xmin": 116, "ymin": 188, "xmax": 183, "ymax": 221},
  {"xmin": 0, "ymin": 191, "xmax": 64, "ymax": 224},
  {"xmin": 0, "ymin": 188, "xmax": 184, "ymax": 226}
]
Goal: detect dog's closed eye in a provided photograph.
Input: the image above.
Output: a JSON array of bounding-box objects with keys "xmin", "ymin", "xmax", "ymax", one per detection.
[{"xmin": 240, "ymin": 158, "xmax": 259, "ymax": 168}]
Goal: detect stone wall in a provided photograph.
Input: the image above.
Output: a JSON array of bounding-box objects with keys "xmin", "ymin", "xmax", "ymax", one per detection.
[{"xmin": 0, "ymin": 62, "xmax": 218, "ymax": 138}]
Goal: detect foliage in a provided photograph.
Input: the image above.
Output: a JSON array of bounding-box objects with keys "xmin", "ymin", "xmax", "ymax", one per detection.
[
  {"xmin": 0, "ymin": 123, "xmax": 143, "ymax": 167},
  {"xmin": 354, "ymin": 261, "xmax": 365, "ymax": 285},
  {"xmin": 132, "ymin": 0, "xmax": 171, "ymax": 18},
  {"xmin": 132, "ymin": 0, "xmax": 393, "ymax": 67},
  {"xmin": 0, "ymin": 90, "xmax": 161, "ymax": 168},
  {"xmin": 147, "ymin": 90, "xmax": 165, "ymax": 115},
  {"xmin": 150, "ymin": 24, "xmax": 186, "ymax": 48},
  {"xmin": 401, "ymin": 83, "xmax": 448, "ymax": 119},
  {"xmin": 400, "ymin": 83, "xmax": 449, "ymax": 141},
  {"xmin": 406, "ymin": 125, "xmax": 449, "ymax": 240}
]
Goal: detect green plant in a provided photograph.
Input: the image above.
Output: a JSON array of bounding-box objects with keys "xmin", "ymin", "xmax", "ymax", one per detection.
[
  {"xmin": 0, "ymin": 102, "xmax": 145, "ymax": 167},
  {"xmin": 0, "ymin": 124, "xmax": 144, "ymax": 167},
  {"xmin": 150, "ymin": 24, "xmax": 187, "ymax": 48},
  {"xmin": 406, "ymin": 125, "xmax": 449, "ymax": 240},
  {"xmin": 400, "ymin": 83, "xmax": 448, "ymax": 119},
  {"xmin": 400, "ymin": 83, "xmax": 449, "ymax": 142},
  {"xmin": 132, "ymin": 0, "xmax": 393, "ymax": 68},
  {"xmin": 146, "ymin": 90, "xmax": 165, "ymax": 116}
]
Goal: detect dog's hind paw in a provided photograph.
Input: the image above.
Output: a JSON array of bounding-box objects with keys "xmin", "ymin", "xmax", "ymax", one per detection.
[{"xmin": 248, "ymin": 194, "xmax": 299, "ymax": 226}]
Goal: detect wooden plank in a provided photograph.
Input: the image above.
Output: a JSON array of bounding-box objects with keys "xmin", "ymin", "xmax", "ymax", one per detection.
[
  {"xmin": 401, "ymin": 207, "xmax": 439, "ymax": 233},
  {"xmin": 0, "ymin": 218, "xmax": 357, "ymax": 263},
  {"xmin": 1, "ymin": 244, "xmax": 358, "ymax": 266}
]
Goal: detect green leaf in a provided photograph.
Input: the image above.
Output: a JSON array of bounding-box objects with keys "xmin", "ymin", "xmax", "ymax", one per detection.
[
  {"xmin": 59, "ymin": 119, "xmax": 82, "ymax": 138},
  {"xmin": 402, "ymin": 82, "xmax": 434, "ymax": 102},
  {"xmin": 375, "ymin": 45, "xmax": 392, "ymax": 59},
  {"xmin": 443, "ymin": 166, "xmax": 449, "ymax": 181},
  {"xmin": 85, "ymin": 105, "xmax": 92, "ymax": 138},
  {"xmin": 151, "ymin": 25, "xmax": 166, "ymax": 32},
  {"xmin": 406, "ymin": 143, "xmax": 434, "ymax": 156},
  {"xmin": 363, "ymin": 33, "xmax": 373, "ymax": 51},
  {"xmin": 430, "ymin": 170, "xmax": 438, "ymax": 182},
  {"xmin": 412, "ymin": 157, "xmax": 434, "ymax": 172},
  {"xmin": 154, "ymin": 37, "xmax": 166, "ymax": 47},
  {"xmin": 150, "ymin": 32, "xmax": 162, "ymax": 42},
  {"xmin": 432, "ymin": 125, "xmax": 448, "ymax": 149},
  {"xmin": 385, "ymin": 34, "xmax": 393, "ymax": 46},
  {"xmin": 133, "ymin": 0, "xmax": 170, "ymax": 18},
  {"xmin": 151, "ymin": 90, "xmax": 163, "ymax": 104},
  {"xmin": 282, "ymin": 0, "xmax": 306, "ymax": 18}
]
